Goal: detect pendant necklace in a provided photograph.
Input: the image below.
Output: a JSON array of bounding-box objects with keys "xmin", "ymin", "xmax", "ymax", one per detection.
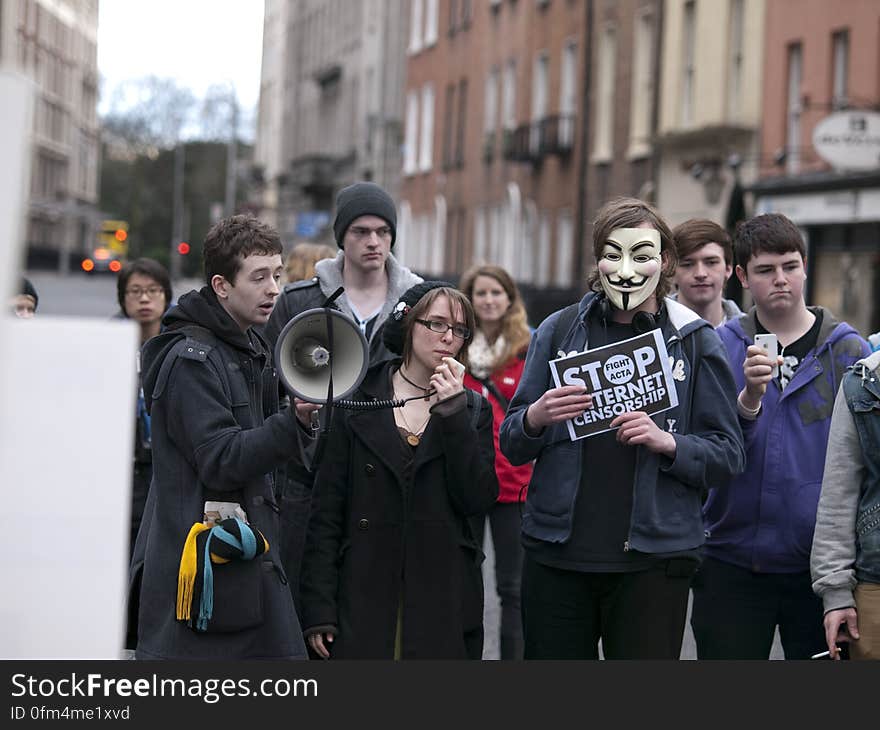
[
  {"xmin": 399, "ymin": 405, "xmax": 430, "ymax": 447},
  {"xmin": 395, "ymin": 368, "xmax": 433, "ymax": 445}
]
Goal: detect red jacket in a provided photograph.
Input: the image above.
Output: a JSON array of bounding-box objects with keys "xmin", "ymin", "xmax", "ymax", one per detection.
[{"xmin": 465, "ymin": 356, "xmax": 532, "ymax": 503}]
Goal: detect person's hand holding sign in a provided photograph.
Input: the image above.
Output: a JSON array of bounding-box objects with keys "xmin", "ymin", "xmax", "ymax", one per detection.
[
  {"xmin": 524, "ymin": 385, "xmax": 593, "ymax": 436},
  {"xmin": 610, "ymin": 411, "xmax": 676, "ymax": 457}
]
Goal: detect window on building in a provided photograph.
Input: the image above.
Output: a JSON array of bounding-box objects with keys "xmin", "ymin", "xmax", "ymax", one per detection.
[
  {"xmin": 474, "ymin": 206, "xmax": 487, "ymax": 263},
  {"xmin": 409, "ymin": 0, "xmax": 423, "ymax": 54},
  {"xmin": 536, "ymin": 212, "xmax": 551, "ymax": 287},
  {"xmin": 404, "ymin": 90, "xmax": 419, "ymax": 174},
  {"xmin": 786, "ymin": 42, "xmax": 803, "ymax": 175},
  {"xmin": 485, "ymin": 67, "xmax": 499, "ymax": 133},
  {"xmin": 531, "ymin": 52, "xmax": 548, "ymax": 155},
  {"xmin": 681, "ymin": 0, "xmax": 696, "ymax": 126},
  {"xmin": 629, "ymin": 11, "xmax": 653, "ymax": 158},
  {"xmin": 443, "ymin": 83, "xmax": 456, "ymax": 169},
  {"xmin": 419, "ymin": 83, "xmax": 435, "ymax": 172},
  {"xmin": 455, "ymin": 79, "xmax": 468, "ymax": 167},
  {"xmin": 449, "ymin": 0, "xmax": 458, "ymax": 35},
  {"xmin": 424, "ymin": 0, "xmax": 438, "ymax": 47},
  {"xmin": 461, "ymin": 0, "xmax": 472, "ymax": 28},
  {"xmin": 593, "ymin": 25, "xmax": 616, "ymax": 161},
  {"xmin": 556, "ymin": 210, "xmax": 574, "ymax": 287},
  {"xmin": 727, "ymin": 0, "xmax": 744, "ymax": 121},
  {"xmin": 502, "ymin": 60, "xmax": 517, "ymax": 130},
  {"xmin": 560, "ymin": 41, "xmax": 577, "ymax": 147},
  {"xmin": 831, "ymin": 29, "xmax": 849, "ymax": 109}
]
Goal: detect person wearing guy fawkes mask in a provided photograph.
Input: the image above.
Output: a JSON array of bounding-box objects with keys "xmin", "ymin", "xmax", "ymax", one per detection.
[{"xmin": 500, "ymin": 197, "xmax": 745, "ymax": 659}]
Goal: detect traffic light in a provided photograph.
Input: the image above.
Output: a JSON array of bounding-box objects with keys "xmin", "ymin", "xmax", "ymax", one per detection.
[
  {"xmin": 177, "ymin": 242, "xmax": 191, "ymax": 255},
  {"xmin": 114, "ymin": 229, "xmax": 128, "ymax": 243}
]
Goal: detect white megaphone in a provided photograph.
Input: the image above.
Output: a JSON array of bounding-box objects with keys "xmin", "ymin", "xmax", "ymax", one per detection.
[{"xmin": 274, "ymin": 308, "xmax": 369, "ymax": 403}]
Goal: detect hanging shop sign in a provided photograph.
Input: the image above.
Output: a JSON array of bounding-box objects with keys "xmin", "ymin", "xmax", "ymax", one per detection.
[{"xmin": 812, "ymin": 111, "xmax": 880, "ymax": 171}]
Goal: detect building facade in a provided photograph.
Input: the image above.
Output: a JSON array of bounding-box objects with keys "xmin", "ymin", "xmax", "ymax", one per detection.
[
  {"xmin": 0, "ymin": 0, "xmax": 101, "ymax": 271},
  {"xmin": 752, "ymin": 0, "xmax": 880, "ymax": 337},
  {"xmin": 655, "ymin": 0, "xmax": 765, "ymax": 227},
  {"xmin": 254, "ymin": 0, "xmax": 408, "ymax": 248},
  {"xmin": 583, "ymin": 0, "xmax": 662, "ymax": 259},
  {"xmin": 400, "ymin": 0, "xmax": 592, "ymax": 316}
]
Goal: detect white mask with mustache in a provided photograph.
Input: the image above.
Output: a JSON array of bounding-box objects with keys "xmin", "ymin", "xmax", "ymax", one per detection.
[{"xmin": 597, "ymin": 228, "xmax": 662, "ymax": 311}]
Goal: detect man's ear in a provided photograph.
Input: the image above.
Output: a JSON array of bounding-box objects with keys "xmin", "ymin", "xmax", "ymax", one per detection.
[
  {"xmin": 735, "ymin": 265, "xmax": 749, "ymax": 289},
  {"xmin": 724, "ymin": 263, "xmax": 734, "ymax": 281},
  {"xmin": 211, "ymin": 274, "xmax": 230, "ymax": 299}
]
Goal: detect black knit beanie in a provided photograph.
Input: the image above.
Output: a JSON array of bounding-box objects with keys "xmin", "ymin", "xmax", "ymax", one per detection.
[
  {"xmin": 21, "ymin": 277, "xmax": 38, "ymax": 311},
  {"xmin": 383, "ymin": 280, "xmax": 455, "ymax": 356},
  {"xmin": 333, "ymin": 181, "xmax": 397, "ymax": 249}
]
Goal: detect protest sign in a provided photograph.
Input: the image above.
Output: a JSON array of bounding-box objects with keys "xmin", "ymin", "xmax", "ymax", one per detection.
[{"xmin": 549, "ymin": 329, "xmax": 678, "ymax": 440}]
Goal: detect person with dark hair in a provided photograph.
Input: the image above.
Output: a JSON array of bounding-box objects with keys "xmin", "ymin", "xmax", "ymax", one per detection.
[
  {"xmin": 116, "ymin": 258, "xmax": 172, "ymax": 561},
  {"xmin": 692, "ymin": 212, "xmax": 870, "ymax": 659},
  {"xmin": 459, "ymin": 264, "xmax": 533, "ymax": 660},
  {"xmin": 266, "ymin": 181, "xmax": 422, "ymax": 614},
  {"xmin": 500, "ymin": 197, "xmax": 745, "ymax": 660},
  {"xmin": 671, "ymin": 219, "xmax": 742, "ymax": 327},
  {"xmin": 10, "ymin": 277, "xmax": 38, "ymax": 318},
  {"xmin": 130, "ymin": 215, "xmax": 315, "ymax": 660},
  {"xmin": 299, "ymin": 282, "xmax": 498, "ymax": 659}
]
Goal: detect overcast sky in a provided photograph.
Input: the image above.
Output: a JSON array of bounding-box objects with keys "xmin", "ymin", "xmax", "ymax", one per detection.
[{"xmin": 97, "ymin": 0, "xmax": 265, "ymax": 121}]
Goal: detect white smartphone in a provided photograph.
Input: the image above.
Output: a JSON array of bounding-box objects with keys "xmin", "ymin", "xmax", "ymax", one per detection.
[{"xmin": 753, "ymin": 333, "xmax": 779, "ymax": 378}]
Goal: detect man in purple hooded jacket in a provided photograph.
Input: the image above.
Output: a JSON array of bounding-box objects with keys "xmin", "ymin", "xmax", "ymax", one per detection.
[{"xmin": 691, "ymin": 213, "xmax": 870, "ymax": 659}]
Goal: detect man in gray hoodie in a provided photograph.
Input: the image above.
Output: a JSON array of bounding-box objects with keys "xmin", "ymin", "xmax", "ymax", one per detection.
[{"xmin": 265, "ymin": 181, "xmax": 422, "ymax": 613}]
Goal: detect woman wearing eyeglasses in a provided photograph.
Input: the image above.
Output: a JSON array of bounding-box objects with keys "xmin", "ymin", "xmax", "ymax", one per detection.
[
  {"xmin": 116, "ymin": 259, "xmax": 173, "ymax": 646},
  {"xmin": 300, "ymin": 281, "xmax": 499, "ymax": 659}
]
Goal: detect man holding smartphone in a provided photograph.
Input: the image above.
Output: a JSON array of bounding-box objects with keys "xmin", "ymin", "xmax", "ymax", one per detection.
[{"xmin": 691, "ymin": 213, "xmax": 870, "ymax": 659}]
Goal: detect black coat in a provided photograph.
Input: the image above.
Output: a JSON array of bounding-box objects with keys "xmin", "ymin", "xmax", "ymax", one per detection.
[
  {"xmin": 131, "ymin": 288, "xmax": 309, "ymax": 660},
  {"xmin": 300, "ymin": 360, "xmax": 499, "ymax": 659}
]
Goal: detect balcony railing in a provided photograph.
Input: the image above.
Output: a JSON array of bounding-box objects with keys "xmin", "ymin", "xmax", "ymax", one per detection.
[{"xmin": 501, "ymin": 115, "xmax": 576, "ymax": 163}]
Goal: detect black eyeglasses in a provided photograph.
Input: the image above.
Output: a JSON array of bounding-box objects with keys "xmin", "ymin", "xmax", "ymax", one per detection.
[
  {"xmin": 125, "ymin": 286, "xmax": 164, "ymax": 299},
  {"xmin": 415, "ymin": 319, "xmax": 470, "ymax": 339}
]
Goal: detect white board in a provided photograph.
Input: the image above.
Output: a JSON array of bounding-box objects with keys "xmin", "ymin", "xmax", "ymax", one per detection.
[{"xmin": 0, "ymin": 317, "xmax": 138, "ymax": 658}]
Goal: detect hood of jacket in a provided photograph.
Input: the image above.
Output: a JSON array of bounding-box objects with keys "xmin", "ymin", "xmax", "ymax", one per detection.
[
  {"xmin": 141, "ymin": 286, "xmax": 265, "ymax": 411},
  {"xmin": 313, "ymin": 251, "xmax": 422, "ymax": 325}
]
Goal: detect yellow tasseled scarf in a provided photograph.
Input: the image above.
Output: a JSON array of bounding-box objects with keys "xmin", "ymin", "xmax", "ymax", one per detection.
[{"xmin": 176, "ymin": 522, "xmax": 210, "ymax": 622}]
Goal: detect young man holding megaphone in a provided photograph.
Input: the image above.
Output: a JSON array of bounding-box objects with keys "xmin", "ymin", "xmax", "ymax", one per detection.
[
  {"xmin": 129, "ymin": 215, "xmax": 316, "ymax": 660},
  {"xmin": 265, "ymin": 181, "xmax": 422, "ymax": 612}
]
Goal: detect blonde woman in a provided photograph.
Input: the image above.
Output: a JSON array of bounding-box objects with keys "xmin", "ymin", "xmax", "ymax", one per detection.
[
  {"xmin": 460, "ymin": 264, "xmax": 533, "ymax": 660},
  {"xmin": 284, "ymin": 242, "xmax": 336, "ymax": 283}
]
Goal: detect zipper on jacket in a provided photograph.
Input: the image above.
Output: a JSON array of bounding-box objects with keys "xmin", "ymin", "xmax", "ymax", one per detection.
[{"xmin": 623, "ymin": 541, "xmax": 630, "ymax": 552}]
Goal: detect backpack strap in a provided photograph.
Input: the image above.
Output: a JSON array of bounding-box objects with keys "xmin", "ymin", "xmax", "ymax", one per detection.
[
  {"xmin": 549, "ymin": 303, "xmax": 581, "ymax": 357},
  {"xmin": 465, "ymin": 388, "xmax": 481, "ymax": 431},
  {"xmin": 476, "ymin": 376, "xmax": 509, "ymax": 412}
]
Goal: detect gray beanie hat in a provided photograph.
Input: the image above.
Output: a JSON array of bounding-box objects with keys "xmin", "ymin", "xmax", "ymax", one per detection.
[{"xmin": 333, "ymin": 181, "xmax": 397, "ymax": 249}]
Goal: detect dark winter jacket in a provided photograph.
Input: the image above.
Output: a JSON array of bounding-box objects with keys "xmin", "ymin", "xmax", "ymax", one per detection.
[
  {"xmin": 130, "ymin": 286, "xmax": 308, "ymax": 660},
  {"xmin": 299, "ymin": 360, "xmax": 498, "ymax": 659},
  {"xmin": 500, "ymin": 293, "xmax": 745, "ymax": 553},
  {"xmin": 708, "ymin": 307, "xmax": 870, "ymax": 573}
]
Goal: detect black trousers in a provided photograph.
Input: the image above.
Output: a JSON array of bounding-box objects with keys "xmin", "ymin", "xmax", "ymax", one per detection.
[
  {"xmin": 472, "ymin": 502, "xmax": 525, "ymax": 660},
  {"xmin": 690, "ymin": 557, "xmax": 826, "ymax": 659},
  {"xmin": 521, "ymin": 553, "xmax": 695, "ymax": 659}
]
